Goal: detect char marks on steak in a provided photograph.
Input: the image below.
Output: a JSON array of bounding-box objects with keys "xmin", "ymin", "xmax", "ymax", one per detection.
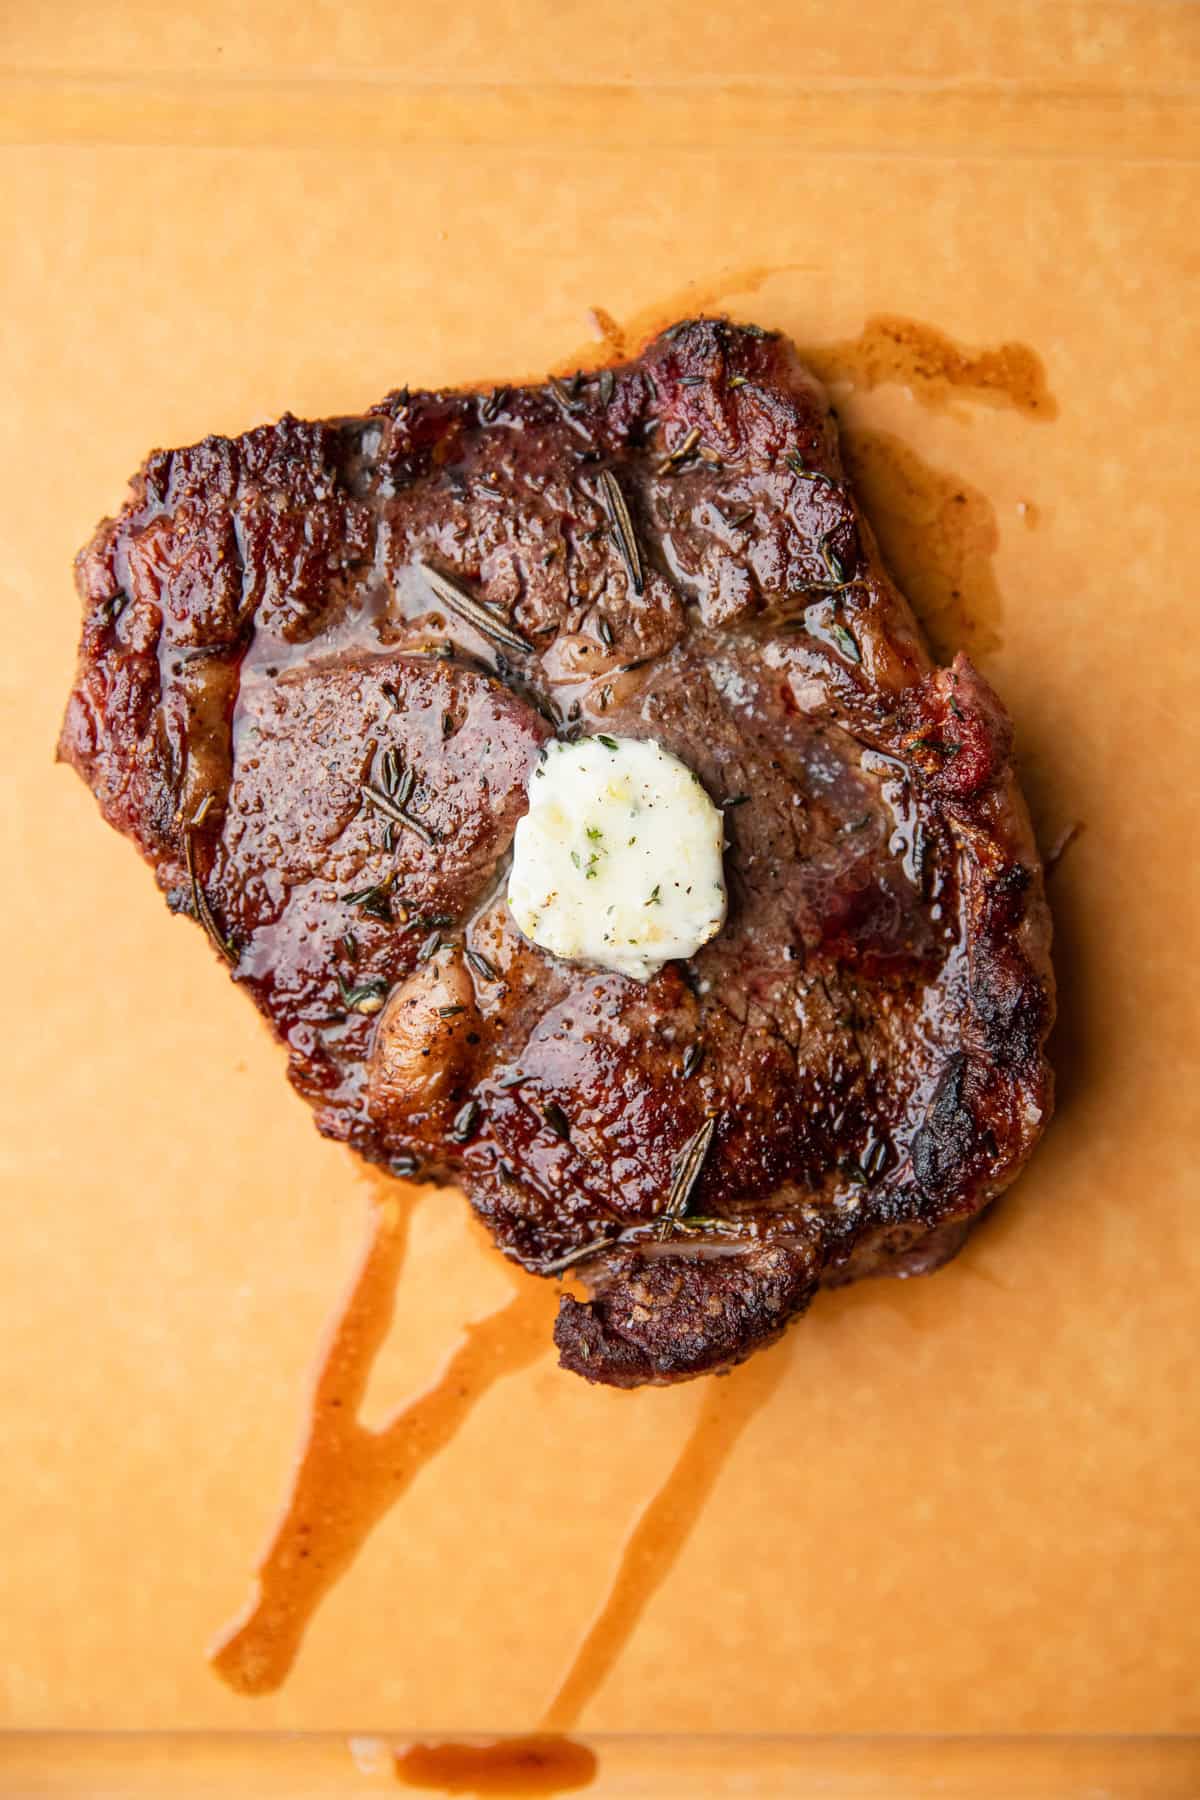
[{"xmin": 59, "ymin": 319, "xmax": 1054, "ymax": 1386}]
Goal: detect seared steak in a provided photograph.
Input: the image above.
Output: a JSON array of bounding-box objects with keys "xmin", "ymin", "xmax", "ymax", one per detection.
[{"xmin": 59, "ymin": 319, "xmax": 1054, "ymax": 1386}]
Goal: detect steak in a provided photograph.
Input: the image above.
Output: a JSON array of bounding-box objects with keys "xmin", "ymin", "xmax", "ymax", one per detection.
[{"xmin": 59, "ymin": 319, "xmax": 1054, "ymax": 1387}]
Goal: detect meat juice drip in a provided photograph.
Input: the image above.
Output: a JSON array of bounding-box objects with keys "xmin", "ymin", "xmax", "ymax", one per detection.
[
  {"xmin": 394, "ymin": 1736, "xmax": 597, "ymax": 1795},
  {"xmin": 540, "ymin": 1337, "xmax": 792, "ymax": 1732},
  {"xmin": 839, "ymin": 429, "xmax": 1004, "ymax": 664},
  {"xmin": 210, "ymin": 1185, "xmax": 553, "ymax": 1697},
  {"xmin": 554, "ymin": 271, "xmax": 1054, "ymax": 421},
  {"xmin": 388, "ymin": 1344, "xmax": 790, "ymax": 1792},
  {"xmin": 801, "ymin": 313, "xmax": 1057, "ymax": 420},
  {"xmin": 209, "ymin": 1181, "xmax": 795, "ymax": 1755}
]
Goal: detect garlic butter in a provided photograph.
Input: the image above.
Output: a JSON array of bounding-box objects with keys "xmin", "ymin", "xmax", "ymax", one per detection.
[{"xmin": 508, "ymin": 736, "xmax": 726, "ymax": 981}]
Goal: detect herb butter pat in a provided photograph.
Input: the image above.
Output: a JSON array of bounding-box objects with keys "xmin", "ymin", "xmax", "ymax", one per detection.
[{"xmin": 508, "ymin": 736, "xmax": 727, "ymax": 981}]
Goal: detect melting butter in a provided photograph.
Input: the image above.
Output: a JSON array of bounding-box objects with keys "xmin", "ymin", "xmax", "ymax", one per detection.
[{"xmin": 508, "ymin": 736, "xmax": 726, "ymax": 981}]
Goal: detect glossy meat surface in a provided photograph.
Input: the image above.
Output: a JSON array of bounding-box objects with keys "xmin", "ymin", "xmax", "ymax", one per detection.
[{"xmin": 59, "ymin": 319, "xmax": 1054, "ymax": 1385}]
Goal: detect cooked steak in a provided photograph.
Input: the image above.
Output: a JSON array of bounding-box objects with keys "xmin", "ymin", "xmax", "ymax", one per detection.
[{"xmin": 59, "ymin": 319, "xmax": 1054, "ymax": 1386}]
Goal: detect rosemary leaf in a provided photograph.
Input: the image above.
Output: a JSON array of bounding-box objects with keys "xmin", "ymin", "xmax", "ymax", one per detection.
[
  {"xmin": 466, "ymin": 948, "xmax": 499, "ymax": 983},
  {"xmin": 419, "ymin": 563, "xmax": 535, "ymax": 657},
  {"xmin": 656, "ymin": 426, "xmax": 701, "ymax": 474},
  {"xmin": 829, "ymin": 622, "xmax": 861, "ymax": 664},
  {"xmin": 598, "ymin": 469, "xmax": 645, "ymax": 597},
  {"xmin": 535, "ymin": 1234, "xmax": 618, "ymax": 1276},
  {"xmin": 450, "ymin": 1099, "xmax": 480, "ymax": 1143},
  {"xmin": 657, "ymin": 1115, "xmax": 718, "ymax": 1240},
  {"xmin": 361, "ymin": 782, "xmax": 437, "ymax": 846},
  {"xmin": 184, "ymin": 820, "xmax": 238, "ymax": 967},
  {"xmin": 542, "ymin": 1101, "xmax": 572, "ymax": 1141}
]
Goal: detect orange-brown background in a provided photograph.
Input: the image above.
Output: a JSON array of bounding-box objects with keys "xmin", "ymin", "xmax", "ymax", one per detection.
[{"xmin": 2, "ymin": 0, "xmax": 1198, "ymax": 1763}]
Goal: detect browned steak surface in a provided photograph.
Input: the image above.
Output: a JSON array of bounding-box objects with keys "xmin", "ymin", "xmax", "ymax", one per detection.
[{"xmin": 59, "ymin": 319, "xmax": 1054, "ymax": 1386}]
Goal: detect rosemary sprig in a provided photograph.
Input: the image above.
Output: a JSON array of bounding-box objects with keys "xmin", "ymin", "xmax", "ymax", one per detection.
[
  {"xmin": 184, "ymin": 804, "xmax": 238, "ymax": 967},
  {"xmin": 419, "ymin": 563, "xmax": 535, "ymax": 657},
  {"xmin": 361, "ymin": 782, "xmax": 437, "ymax": 846},
  {"xmin": 657, "ymin": 1115, "xmax": 718, "ymax": 1240},
  {"xmin": 598, "ymin": 469, "xmax": 645, "ymax": 597}
]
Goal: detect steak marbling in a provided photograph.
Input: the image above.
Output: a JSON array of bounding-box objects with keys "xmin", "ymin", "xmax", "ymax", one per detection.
[{"xmin": 59, "ymin": 319, "xmax": 1054, "ymax": 1386}]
